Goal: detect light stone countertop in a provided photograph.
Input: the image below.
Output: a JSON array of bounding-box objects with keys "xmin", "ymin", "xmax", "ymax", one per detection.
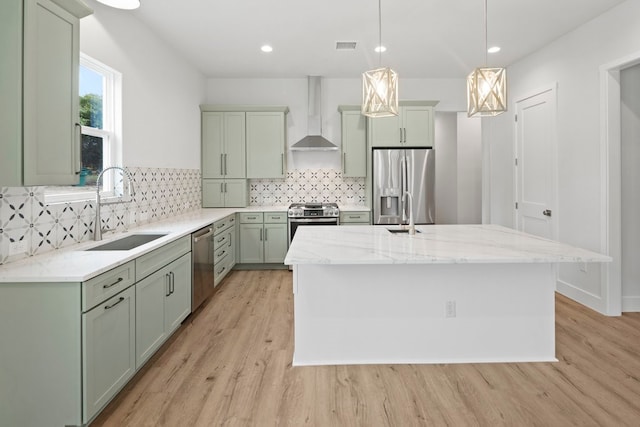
[
  {"xmin": 0, "ymin": 206, "xmax": 286, "ymax": 283},
  {"xmin": 284, "ymin": 224, "xmax": 612, "ymax": 265}
]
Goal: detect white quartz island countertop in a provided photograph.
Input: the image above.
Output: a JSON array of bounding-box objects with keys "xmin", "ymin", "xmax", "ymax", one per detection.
[{"xmin": 284, "ymin": 224, "xmax": 611, "ymax": 265}]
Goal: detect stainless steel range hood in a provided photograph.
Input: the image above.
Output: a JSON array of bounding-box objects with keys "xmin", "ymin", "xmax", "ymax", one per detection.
[{"xmin": 290, "ymin": 76, "xmax": 338, "ymax": 151}]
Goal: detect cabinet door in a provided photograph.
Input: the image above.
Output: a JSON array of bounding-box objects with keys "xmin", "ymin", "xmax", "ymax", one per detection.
[
  {"xmin": 264, "ymin": 223, "xmax": 288, "ymax": 263},
  {"xmin": 246, "ymin": 112, "xmax": 285, "ymax": 178},
  {"xmin": 164, "ymin": 253, "xmax": 192, "ymax": 334},
  {"xmin": 23, "ymin": 0, "xmax": 81, "ymax": 185},
  {"xmin": 223, "ymin": 112, "xmax": 246, "ymax": 178},
  {"xmin": 202, "ymin": 112, "xmax": 224, "ymax": 178},
  {"xmin": 223, "ymin": 179, "xmax": 248, "ymax": 207},
  {"xmin": 82, "ymin": 286, "xmax": 136, "ymax": 422},
  {"xmin": 202, "ymin": 179, "xmax": 225, "ymax": 207},
  {"xmin": 369, "ymin": 114, "xmax": 401, "ymax": 147},
  {"xmin": 135, "ymin": 268, "xmax": 169, "ymax": 368},
  {"xmin": 239, "ymin": 223, "xmax": 264, "ymax": 263},
  {"xmin": 403, "ymin": 106, "xmax": 433, "ymax": 147},
  {"xmin": 0, "ymin": 1, "xmax": 23, "ymax": 186},
  {"xmin": 341, "ymin": 111, "xmax": 367, "ymax": 177}
]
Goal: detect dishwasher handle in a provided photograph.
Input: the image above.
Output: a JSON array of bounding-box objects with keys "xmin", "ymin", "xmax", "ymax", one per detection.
[{"xmin": 193, "ymin": 227, "xmax": 214, "ymax": 243}]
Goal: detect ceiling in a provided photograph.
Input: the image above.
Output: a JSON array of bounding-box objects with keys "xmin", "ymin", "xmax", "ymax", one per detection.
[{"xmin": 124, "ymin": 0, "xmax": 626, "ymax": 79}]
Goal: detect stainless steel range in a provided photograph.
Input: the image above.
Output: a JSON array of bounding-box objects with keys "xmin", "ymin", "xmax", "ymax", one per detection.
[{"xmin": 287, "ymin": 202, "xmax": 340, "ymax": 245}]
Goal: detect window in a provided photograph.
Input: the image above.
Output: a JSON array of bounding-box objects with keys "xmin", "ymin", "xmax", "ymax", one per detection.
[{"xmin": 44, "ymin": 54, "xmax": 122, "ymax": 203}]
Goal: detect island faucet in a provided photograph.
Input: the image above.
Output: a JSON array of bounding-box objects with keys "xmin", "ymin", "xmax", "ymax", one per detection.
[
  {"xmin": 403, "ymin": 191, "xmax": 416, "ymax": 235},
  {"xmin": 94, "ymin": 166, "xmax": 135, "ymax": 241}
]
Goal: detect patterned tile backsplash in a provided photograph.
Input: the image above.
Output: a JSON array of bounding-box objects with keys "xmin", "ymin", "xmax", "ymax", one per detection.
[
  {"xmin": 249, "ymin": 169, "xmax": 366, "ymax": 206},
  {"xmin": 0, "ymin": 167, "xmax": 365, "ymax": 265},
  {"xmin": 0, "ymin": 167, "xmax": 201, "ymax": 265}
]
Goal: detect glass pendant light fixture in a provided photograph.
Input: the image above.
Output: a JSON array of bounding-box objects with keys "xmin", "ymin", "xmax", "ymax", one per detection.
[
  {"xmin": 467, "ymin": 0, "xmax": 507, "ymax": 117},
  {"xmin": 362, "ymin": 0, "xmax": 398, "ymax": 118},
  {"xmin": 95, "ymin": 0, "xmax": 140, "ymax": 10}
]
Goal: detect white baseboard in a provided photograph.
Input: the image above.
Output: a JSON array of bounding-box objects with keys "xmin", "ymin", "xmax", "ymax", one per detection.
[
  {"xmin": 622, "ymin": 296, "xmax": 640, "ymax": 312},
  {"xmin": 556, "ymin": 279, "xmax": 608, "ymax": 315}
]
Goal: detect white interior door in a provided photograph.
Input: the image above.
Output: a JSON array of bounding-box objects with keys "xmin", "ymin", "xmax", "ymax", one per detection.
[{"xmin": 515, "ymin": 87, "xmax": 557, "ymax": 239}]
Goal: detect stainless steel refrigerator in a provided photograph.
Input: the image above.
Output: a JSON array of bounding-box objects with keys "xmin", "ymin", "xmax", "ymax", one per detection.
[{"xmin": 372, "ymin": 147, "xmax": 435, "ymax": 225}]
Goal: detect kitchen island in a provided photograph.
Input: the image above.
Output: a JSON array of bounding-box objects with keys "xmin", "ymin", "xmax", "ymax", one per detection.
[{"xmin": 284, "ymin": 224, "xmax": 611, "ymax": 366}]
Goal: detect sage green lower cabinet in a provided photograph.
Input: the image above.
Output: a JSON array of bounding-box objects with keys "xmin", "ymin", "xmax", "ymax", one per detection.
[
  {"xmin": 0, "ymin": 236, "xmax": 193, "ymax": 426},
  {"xmin": 202, "ymin": 178, "xmax": 248, "ymax": 207},
  {"xmin": 213, "ymin": 214, "xmax": 236, "ymax": 286},
  {"xmin": 82, "ymin": 286, "xmax": 136, "ymax": 423},
  {"xmin": 340, "ymin": 211, "xmax": 371, "ymax": 225},
  {"xmin": 238, "ymin": 212, "xmax": 288, "ymax": 264},
  {"xmin": 136, "ymin": 252, "xmax": 192, "ymax": 368}
]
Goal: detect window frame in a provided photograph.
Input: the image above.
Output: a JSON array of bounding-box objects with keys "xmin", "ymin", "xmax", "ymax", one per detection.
[{"xmin": 44, "ymin": 53, "xmax": 123, "ymax": 204}]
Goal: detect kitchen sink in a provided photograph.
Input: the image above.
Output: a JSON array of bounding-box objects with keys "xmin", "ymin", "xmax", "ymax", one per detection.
[
  {"xmin": 86, "ymin": 233, "xmax": 168, "ymax": 251},
  {"xmin": 387, "ymin": 228, "xmax": 421, "ymax": 234}
]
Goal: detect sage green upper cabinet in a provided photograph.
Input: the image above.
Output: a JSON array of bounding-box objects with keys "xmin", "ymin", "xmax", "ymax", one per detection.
[
  {"xmin": 202, "ymin": 178, "xmax": 248, "ymax": 208},
  {"xmin": 369, "ymin": 101, "xmax": 438, "ymax": 148},
  {"xmin": 338, "ymin": 106, "xmax": 367, "ymax": 178},
  {"xmin": 201, "ymin": 111, "xmax": 246, "ymax": 179},
  {"xmin": 246, "ymin": 109, "xmax": 288, "ymax": 179},
  {"xmin": 0, "ymin": 0, "xmax": 92, "ymax": 187}
]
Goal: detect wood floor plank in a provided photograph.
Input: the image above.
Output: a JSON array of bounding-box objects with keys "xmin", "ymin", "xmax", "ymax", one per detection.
[{"xmin": 91, "ymin": 270, "xmax": 640, "ymax": 427}]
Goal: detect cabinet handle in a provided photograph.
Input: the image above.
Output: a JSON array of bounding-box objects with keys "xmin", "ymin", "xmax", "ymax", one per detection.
[
  {"xmin": 220, "ymin": 154, "xmax": 224, "ymax": 176},
  {"xmin": 104, "ymin": 296, "xmax": 124, "ymax": 310},
  {"xmin": 259, "ymin": 228, "xmax": 263, "ymax": 241},
  {"xmin": 103, "ymin": 277, "xmax": 123, "ymax": 289},
  {"xmin": 217, "ymin": 266, "xmax": 226, "ymax": 275},
  {"xmin": 74, "ymin": 123, "xmax": 82, "ymax": 174},
  {"xmin": 271, "ymin": 216, "xmax": 281, "ymax": 220},
  {"xmin": 399, "ymin": 128, "xmax": 402, "ymax": 144},
  {"xmin": 217, "ymin": 236, "xmax": 225, "ymax": 243},
  {"xmin": 217, "ymin": 249, "xmax": 226, "ymax": 257},
  {"xmin": 224, "ymin": 182, "xmax": 227, "ymax": 193},
  {"xmin": 247, "ymin": 216, "xmax": 256, "ymax": 220},
  {"xmin": 349, "ymin": 215, "xmax": 361, "ymax": 219},
  {"xmin": 165, "ymin": 273, "xmax": 171, "ymax": 297},
  {"xmin": 265, "ymin": 228, "xmax": 268, "ymax": 241},
  {"xmin": 169, "ymin": 271, "xmax": 175, "ymax": 295},
  {"xmin": 216, "ymin": 223, "xmax": 225, "ymax": 229},
  {"xmin": 343, "ymin": 152, "xmax": 347, "ymax": 174},
  {"xmin": 224, "ymin": 153, "xmax": 228, "ymax": 175},
  {"xmin": 404, "ymin": 128, "xmax": 407, "ymax": 143},
  {"xmin": 220, "ymin": 182, "xmax": 224, "ymax": 193},
  {"xmin": 229, "ymin": 217, "xmax": 235, "ymax": 223},
  {"xmin": 281, "ymin": 153, "xmax": 284, "ymax": 175}
]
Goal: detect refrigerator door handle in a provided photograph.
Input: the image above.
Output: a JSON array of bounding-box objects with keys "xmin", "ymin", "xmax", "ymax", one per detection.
[{"xmin": 400, "ymin": 155, "xmax": 407, "ymax": 222}]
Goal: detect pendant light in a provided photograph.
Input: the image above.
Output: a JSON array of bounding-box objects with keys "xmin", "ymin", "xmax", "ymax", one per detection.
[
  {"xmin": 362, "ymin": 0, "xmax": 398, "ymax": 118},
  {"xmin": 467, "ymin": 0, "xmax": 507, "ymax": 117},
  {"xmin": 95, "ymin": 0, "xmax": 140, "ymax": 10}
]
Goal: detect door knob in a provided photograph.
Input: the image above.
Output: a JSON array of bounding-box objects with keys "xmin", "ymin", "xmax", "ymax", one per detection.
[{"xmin": 543, "ymin": 209, "xmax": 552, "ymax": 217}]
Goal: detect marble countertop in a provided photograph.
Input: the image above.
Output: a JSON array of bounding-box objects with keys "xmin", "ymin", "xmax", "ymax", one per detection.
[{"xmin": 284, "ymin": 224, "xmax": 612, "ymax": 265}]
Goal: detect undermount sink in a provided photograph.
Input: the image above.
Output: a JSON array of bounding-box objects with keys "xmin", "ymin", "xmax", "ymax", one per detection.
[
  {"xmin": 387, "ymin": 228, "xmax": 421, "ymax": 234},
  {"xmin": 86, "ymin": 233, "xmax": 168, "ymax": 251}
]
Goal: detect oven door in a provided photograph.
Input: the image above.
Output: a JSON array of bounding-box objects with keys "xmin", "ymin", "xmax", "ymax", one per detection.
[{"xmin": 288, "ymin": 217, "xmax": 339, "ymax": 246}]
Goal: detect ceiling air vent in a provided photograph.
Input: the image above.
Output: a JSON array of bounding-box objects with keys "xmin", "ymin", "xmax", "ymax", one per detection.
[{"xmin": 336, "ymin": 41, "xmax": 357, "ymax": 50}]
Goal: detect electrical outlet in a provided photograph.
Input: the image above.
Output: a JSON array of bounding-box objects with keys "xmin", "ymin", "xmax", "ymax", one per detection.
[
  {"xmin": 445, "ymin": 300, "xmax": 456, "ymax": 318},
  {"xmin": 9, "ymin": 240, "xmax": 28, "ymax": 256}
]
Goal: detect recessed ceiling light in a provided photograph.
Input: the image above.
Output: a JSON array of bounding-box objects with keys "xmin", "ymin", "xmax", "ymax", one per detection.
[
  {"xmin": 374, "ymin": 45, "xmax": 387, "ymax": 53},
  {"xmin": 95, "ymin": 0, "xmax": 140, "ymax": 10},
  {"xmin": 261, "ymin": 45, "xmax": 273, "ymax": 53},
  {"xmin": 488, "ymin": 46, "xmax": 501, "ymax": 53}
]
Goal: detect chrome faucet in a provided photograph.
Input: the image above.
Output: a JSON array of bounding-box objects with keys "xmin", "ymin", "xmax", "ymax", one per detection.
[
  {"xmin": 94, "ymin": 166, "xmax": 135, "ymax": 241},
  {"xmin": 403, "ymin": 191, "xmax": 416, "ymax": 235}
]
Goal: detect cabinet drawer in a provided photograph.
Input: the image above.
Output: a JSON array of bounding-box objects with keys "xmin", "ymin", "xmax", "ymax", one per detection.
[
  {"xmin": 213, "ymin": 214, "xmax": 235, "ymax": 234},
  {"xmin": 239, "ymin": 212, "xmax": 264, "ymax": 223},
  {"xmin": 214, "ymin": 254, "xmax": 234, "ymax": 287},
  {"xmin": 213, "ymin": 229, "xmax": 231, "ymax": 251},
  {"xmin": 264, "ymin": 212, "xmax": 287, "ymax": 223},
  {"xmin": 340, "ymin": 211, "xmax": 371, "ymax": 224},
  {"xmin": 83, "ymin": 261, "xmax": 135, "ymax": 312},
  {"xmin": 213, "ymin": 242, "xmax": 232, "ymax": 265},
  {"xmin": 136, "ymin": 236, "xmax": 191, "ymax": 281}
]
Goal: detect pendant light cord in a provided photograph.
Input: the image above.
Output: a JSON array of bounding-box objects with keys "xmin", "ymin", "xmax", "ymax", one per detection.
[
  {"xmin": 378, "ymin": 0, "xmax": 383, "ymax": 66},
  {"xmin": 484, "ymin": 0, "xmax": 488, "ymax": 66}
]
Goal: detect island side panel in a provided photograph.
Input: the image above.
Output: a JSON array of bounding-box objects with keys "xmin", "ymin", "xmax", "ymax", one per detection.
[{"xmin": 292, "ymin": 263, "xmax": 556, "ymax": 366}]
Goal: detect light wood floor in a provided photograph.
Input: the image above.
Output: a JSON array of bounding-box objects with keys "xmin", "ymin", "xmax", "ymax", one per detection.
[{"xmin": 92, "ymin": 269, "xmax": 640, "ymax": 426}]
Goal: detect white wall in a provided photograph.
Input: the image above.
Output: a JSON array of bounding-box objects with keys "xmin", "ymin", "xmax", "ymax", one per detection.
[
  {"xmin": 621, "ymin": 63, "xmax": 640, "ymax": 309},
  {"xmin": 80, "ymin": 1, "xmax": 206, "ymax": 169},
  {"xmin": 486, "ymin": 0, "xmax": 640, "ymax": 313},
  {"xmin": 457, "ymin": 113, "xmax": 482, "ymax": 224},
  {"xmin": 206, "ymin": 77, "xmax": 467, "ymax": 170},
  {"xmin": 434, "ymin": 112, "xmax": 457, "ymax": 223}
]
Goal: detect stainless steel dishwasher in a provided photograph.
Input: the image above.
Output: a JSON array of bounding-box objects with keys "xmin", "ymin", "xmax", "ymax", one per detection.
[{"xmin": 192, "ymin": 225, "xmax": 215, "ymax": 311}]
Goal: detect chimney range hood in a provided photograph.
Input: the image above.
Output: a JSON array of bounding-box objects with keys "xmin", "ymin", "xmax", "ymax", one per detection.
[{"xmin": 290, "ymin": 76, "xmax": 338, "ymax": 151}]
